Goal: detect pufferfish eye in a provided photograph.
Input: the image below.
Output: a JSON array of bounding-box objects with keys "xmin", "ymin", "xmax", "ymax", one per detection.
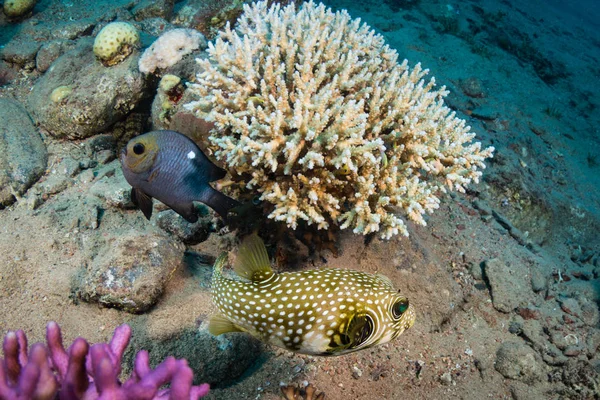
[
  {"xmin": 133, "ymin": 143, "xmax": 145, "ymax": 155},
  {"xmin": 392, "ymin": 298, "xmax": 409, "ymax": 319}
]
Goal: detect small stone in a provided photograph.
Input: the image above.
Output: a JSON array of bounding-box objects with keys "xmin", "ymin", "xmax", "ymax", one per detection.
[
  {"xmin": 470, "ymin": 106, "xmax": 499, "ymax": 121},
  {"xmin": 509, "ymin": 227, "xmax": 527, "ymax": 245},
  {"xmin": 472, "ymin": 199, "xmax": 492, "ymax": 215},
  {"xmin": 481, "ymin": 214, "xmax": 493, "ymax": 223},
  {"xmin": 459, "ymin": 77, "xmax": 485, "ymax": 98},
  {"xmin": 96, "ymin": 149, "xmax": 116, "ymax": 165},
  {"xmin": 351, "ymin": 366, "xmax": 362, "ymax": 379},
  {"xmin": 530, "ymin": 269, "xmax": 547, "ymax": 293},
  {"xmin": 439, "ymin": 372, "xmax": 453, "ymax": 385},
  {"xmin": 84, "ymin": 134, "xmax": 116, "ymax": 155},
  {"xmin": 156, "ymin": 206, "xmax": 214, "ymax": 245},
  {"xmin": 469, "ymin": 263, "xmax": 483, "ymax": 280},
  {"xmin": 550, "ymin": 331, "xmax": 569, "ymax": 350},
  {"xmin": 39, "ymin": 174, "xmax": 71, "ymax": 195},
  {"xmin": 133, "ymin": 0, "xmax": 174, "ymax": 20},
  {"xmin": 563, "ymin": 346, "xmax": 582, "ymax": 357}
]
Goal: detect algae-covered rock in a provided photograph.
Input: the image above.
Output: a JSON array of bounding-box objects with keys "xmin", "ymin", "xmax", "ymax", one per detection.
[
  {"xmin": 72, "ymin": 230, "xmax": 184, "ymax": 313},
  {"xmin": 28, "ymin": 39, "xmax": 148, "ymax": 139},
  {"xmin": 495, "ymin": 341, "xmax": 545, "ymax": 384},
  {"xmin": 125, "ymin": 325, "xmax": 262, "ymax": 386},
  {"xmin": 483, "ymin": 258, "xmax": 533, "ymax": 313},
  {"xmin": 0, "ymin": 98, "xmax": 47, "ymax": 207}
]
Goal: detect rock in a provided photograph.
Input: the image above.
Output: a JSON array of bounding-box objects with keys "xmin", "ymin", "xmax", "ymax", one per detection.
[
  {"xmin": 36, "ymin": 39, "xmax": 75, "ymax": 73},
  {"xmin": 83, "ymin": 133, "xmax": 117, "ymax": 156},
  {"xmin": 530, "ymin": 268, "xmax": 547, "ymax": 293},
  {"xmin": 549, "ymin": 331, "xmax": 570, "ymax": 351},
  {"xmin": 125, "ymin": 325, "xmax": 262, "ymax": 386},
  {"xmin": 0, "ymin": 99, "xmax": 48, "ymax": 207},
  {"xmin": 96, "ymin": 149, "xmax": 116, "ymax": 164},
  {"xmin": 0, "ymin": 60, "xmax": 18, "ymax": 85},
  {"xmin": 540, "ymin": 342, "xmax": 568, "ymax": 366},
  {"xmin": 138, "ymin": 17, "xmax": 175, "ymax": 38},
  {"xmin": 351, "ymin": 366, "xmax": 362, "ymax": 379},
  {"xmin": 561, "ymin": 360, "xmax": 600, "ymax": 398},
  {"xmin": 38, "ymin": 173, "xmax": 71, "ymax": 195},
  {"xmin": 483, "ymin": 258, "xmax": 532, "ymax": 313},
  {"xmin": 173, "ymin": 0, "xmax": 248, "ymax": 39},
  {"xmin": 133, "ymin": 0, "xmax": 174, "ymax": 20},
  {"xmin": 520, "ymin": 319, "xmax": 545, "ymax": 350},
  {"xmin": 73, "ymin": 230, "xmax": 184, "ymax": 313},
  {"xmin": 559, "ymin": 298, "xmax": 582, "ymax": 319},
  {"xmin": 579, "ymin": 299, "xmax": 600, "ymax": 326},
  {"xmin": 156, "ymin": 207, "xmax": 215, "ymax": 244},
  {"xmin": 44, "ymin": 194, "xmax": 103, "ymax": 231},
  {"xmin": 28, "ymin": 39, "xmax": 148, "ymax": 139},
  {"xmin": 439, "ymin": 372, "xmax": 453, "ymax": 385},
  {"xmin": 494, "ymin": 341, "xmax": 545, "ymax": 384},
  {"xmin": 470, "ymin": 106, "xmax": 499, "ymax": 121},
  {"xmin": 88, "ymin": 169, "xmax": 135, "ymax": 209},
  {"xmin": 586, "ymin": 329, "xmax": 600, "ymax": 357},
  {"xmin": 459, "ymin": 77, "xmax": 485, "ymax": 98},
  {"xmin": 1, "ymin": 38, "xmax": 41, "ymax": 68},
  {"xmin": 469, "ymin": 263, "xmax": 484, "ymax": 280},
  {"xmin": 37, "ymin": 156, "xmax": 82, "ymax": 196}
]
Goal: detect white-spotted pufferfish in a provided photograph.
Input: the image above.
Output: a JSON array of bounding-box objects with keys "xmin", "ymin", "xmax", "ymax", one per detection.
[{"xmin": 209, "ymin": 235, "xmax": 415, "ymax": 356}]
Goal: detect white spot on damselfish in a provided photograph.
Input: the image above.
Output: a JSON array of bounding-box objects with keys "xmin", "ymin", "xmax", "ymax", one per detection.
[{"xmin": 187, "ymin": 150, "xmax": 196, "ymax": 159}]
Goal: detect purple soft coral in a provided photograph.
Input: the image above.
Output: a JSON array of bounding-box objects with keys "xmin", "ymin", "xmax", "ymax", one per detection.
[{"xmin": 0, "ymin": 322, "xmax": 210, "ymax": 400}]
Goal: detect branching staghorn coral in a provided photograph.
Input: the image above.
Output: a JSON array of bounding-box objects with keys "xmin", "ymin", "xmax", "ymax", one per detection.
[{"xmin": 186, "ymin": 0, "xmax": 494, "ymax": 239}]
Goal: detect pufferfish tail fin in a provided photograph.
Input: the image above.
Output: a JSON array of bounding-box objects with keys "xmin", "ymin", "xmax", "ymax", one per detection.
[{"xmin": 233, "ymin": 234, "xmax": 274, "ymax": 282}]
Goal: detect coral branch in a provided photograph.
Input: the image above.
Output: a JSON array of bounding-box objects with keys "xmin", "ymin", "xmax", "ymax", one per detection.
[
  {"xmin": 0, "ymin": 322, "xmax": 209, "ymax": 400},
  {"xmin": 186, "ymin": 1, "xmax": 494, "ymax": 238}
]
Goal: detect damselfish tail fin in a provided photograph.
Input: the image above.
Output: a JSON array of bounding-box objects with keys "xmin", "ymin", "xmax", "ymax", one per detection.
[{"xmin": 199, "ymin": 185, "xmax": 240, "ymax": 220}]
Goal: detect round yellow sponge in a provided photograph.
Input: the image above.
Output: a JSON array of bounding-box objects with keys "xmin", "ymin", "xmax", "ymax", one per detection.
[
  {"xmin": 3, "ymin": 0, "xmax": 36, "ymax": 18},
  {"xmin": 93, "ymin": 22, "xmax": 140, "ymax": 66}
]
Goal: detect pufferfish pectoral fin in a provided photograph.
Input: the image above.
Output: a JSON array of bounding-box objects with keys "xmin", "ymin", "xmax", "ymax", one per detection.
[
  {"xmin": 131, "ymin": 188, "xmax": 153, "ymax": 220},
  {"xmin": 208, "ymin": 313, "xmax": 244, "ymax": 336},
  {"xmin": 345, "ymin": 312, "xmax": 373, "ymax": 349},
  {"xmin": 233, "ymin": 234, "xmax": 273, "ymax": 282}
]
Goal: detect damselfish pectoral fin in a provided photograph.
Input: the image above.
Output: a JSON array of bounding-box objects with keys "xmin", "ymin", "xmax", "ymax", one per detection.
[
  {"xmin": 131, "ymin": 188, "xmax": 153, "ymax": 220},
  {"xmin": 234, "ymin": 234, "xmax": 273, "ymax": 282},
  {"xmin": 169, "ymin": 201, "xmax": 199, "ymax": 223},
  {"xmin": 208, "ymin": 313, "xmax": 244, "ymax": 336}
]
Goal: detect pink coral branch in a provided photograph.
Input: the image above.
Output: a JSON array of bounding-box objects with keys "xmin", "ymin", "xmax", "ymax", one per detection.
[{"xmin": 0, "ymin": 322, "xmax": 209, "ymax": 400}]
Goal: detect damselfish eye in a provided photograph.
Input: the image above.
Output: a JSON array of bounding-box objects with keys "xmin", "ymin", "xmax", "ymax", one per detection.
[
  {"xmin": 392, "ymin": 299, "xmax": 409, "ymax": 319},
  {"xmin": 133, "ymin": 143, "xmax": 145, "ymax": 155}
]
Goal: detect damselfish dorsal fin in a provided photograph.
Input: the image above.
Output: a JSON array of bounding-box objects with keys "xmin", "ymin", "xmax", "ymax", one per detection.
[
  {"xmin": 233, "ymin": 234, "xmax": 274, "ymax": 282},
  {"xmin": 208, "ymin": 313, "xmax": 244, "ymax": 336}
]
